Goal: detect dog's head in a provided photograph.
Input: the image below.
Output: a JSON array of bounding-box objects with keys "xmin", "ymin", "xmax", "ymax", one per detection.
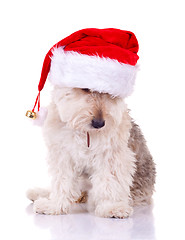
[{"xmin": 53, "ymin": 87, "xmax": 127, "ymax": 132}]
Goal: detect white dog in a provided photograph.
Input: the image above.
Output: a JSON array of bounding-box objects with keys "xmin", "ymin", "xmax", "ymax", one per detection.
[{"xmin": 27, "ymin": 86, "xmax": 156, "ymax": 218}]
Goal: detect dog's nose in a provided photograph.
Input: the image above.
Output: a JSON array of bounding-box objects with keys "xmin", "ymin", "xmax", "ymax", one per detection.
[{"xmin": 91, "ymin": 118, "xmax": 105, "ymax": 129}]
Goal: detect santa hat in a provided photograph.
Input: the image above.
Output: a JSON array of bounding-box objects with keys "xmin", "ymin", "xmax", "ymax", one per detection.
[{"xmin": 26, "ymin": 28, "xmax": 139, "ymax": 123}]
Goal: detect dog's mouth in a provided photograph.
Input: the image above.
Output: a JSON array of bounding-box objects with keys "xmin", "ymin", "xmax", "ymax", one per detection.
[{"xmin": 87, "ymin": 119, "xmax": 105, "ymax": 147}]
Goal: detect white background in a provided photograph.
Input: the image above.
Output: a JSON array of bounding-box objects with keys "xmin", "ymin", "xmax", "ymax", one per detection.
[{"xmin": 0, "ymin": 0, "xmax": 185, "ymax": 239}]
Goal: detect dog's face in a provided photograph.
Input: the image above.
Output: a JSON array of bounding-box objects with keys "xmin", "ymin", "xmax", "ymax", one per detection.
[{"xmin": 53, "ymin": 87, "xmax": 127, "ymax": 132}]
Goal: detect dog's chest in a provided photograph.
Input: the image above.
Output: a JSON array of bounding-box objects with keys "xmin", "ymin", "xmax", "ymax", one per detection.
[{"xmin": 71, "ymin": 131, "xmax": 113, "ymax": 173}]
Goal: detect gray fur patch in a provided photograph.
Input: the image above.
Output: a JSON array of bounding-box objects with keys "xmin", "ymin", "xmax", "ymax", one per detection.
[{"xmin": 128, "ymin": 121, "xmax": 156, "ymax": 206}]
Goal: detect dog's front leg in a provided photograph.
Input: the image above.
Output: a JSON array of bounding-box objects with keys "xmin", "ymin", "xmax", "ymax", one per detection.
[
  {"xmin": 33, "ymin": 153, "xmax": 81, "ymax": 215},
  {"xmin": 89, "ymin": 148, "xmax": 136, "ymax": 218}
]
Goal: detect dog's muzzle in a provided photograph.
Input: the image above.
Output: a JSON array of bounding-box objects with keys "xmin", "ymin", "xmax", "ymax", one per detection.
[{"xmin": 91, "ymin": 118, "xmax": 105, "ymax": 129}]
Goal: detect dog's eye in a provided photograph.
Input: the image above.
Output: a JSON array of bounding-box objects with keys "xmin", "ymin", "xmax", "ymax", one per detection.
[{"xmin": 81, "ymin": 88, "xmax": 90, "ymax": 92}]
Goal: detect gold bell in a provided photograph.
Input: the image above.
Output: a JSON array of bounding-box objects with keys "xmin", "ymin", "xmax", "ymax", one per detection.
[{"xmin": 26, "ymin": 110, "xmax": 37, "ymax": 120}]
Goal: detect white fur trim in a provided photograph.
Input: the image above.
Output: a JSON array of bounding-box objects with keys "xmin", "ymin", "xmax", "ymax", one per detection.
[{"xmin": 49, "ymin": 47, "xmax": 138, "ymax": 98}]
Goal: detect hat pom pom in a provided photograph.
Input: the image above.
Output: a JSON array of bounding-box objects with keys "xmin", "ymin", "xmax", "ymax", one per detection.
[
  {"xmin": 33, "ymin": 107, "xmax": 48, "ymax": 127},
  {"xmin": 26, "ymin": 91, "xmax": 47, "ymax": 126}
]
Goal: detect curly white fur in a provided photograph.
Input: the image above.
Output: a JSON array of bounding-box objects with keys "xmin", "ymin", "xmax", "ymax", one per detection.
[{"xmin": 27, "ymin": 87, "xmax": 155, "ymax": 218}]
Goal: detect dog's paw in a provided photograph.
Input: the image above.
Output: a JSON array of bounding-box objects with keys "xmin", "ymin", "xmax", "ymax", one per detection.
[
  {"xmin": 95, "ymin": 201, "xmax": 133, "ymax": 218},
  {"xmin": 33, "ymin": 198, "xmax": 61, "ymax": 215},
  {"xmin": 33, "ymin": 198, "xmax": 72, "ymax": 215},
  {"xmin": 26, "ymin": 188, "xmax": 50, "ymax": 202}
]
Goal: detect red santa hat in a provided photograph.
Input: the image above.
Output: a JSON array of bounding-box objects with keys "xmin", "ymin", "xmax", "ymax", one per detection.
[{"xmin": 26, "ymin": 28, "xmax": 139, "ymax": 123}]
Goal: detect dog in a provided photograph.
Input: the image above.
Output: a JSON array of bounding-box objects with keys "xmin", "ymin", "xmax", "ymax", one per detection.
[{"xmin": 27, "ymin": 86, "xmax": 156, "ymax": 218}]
